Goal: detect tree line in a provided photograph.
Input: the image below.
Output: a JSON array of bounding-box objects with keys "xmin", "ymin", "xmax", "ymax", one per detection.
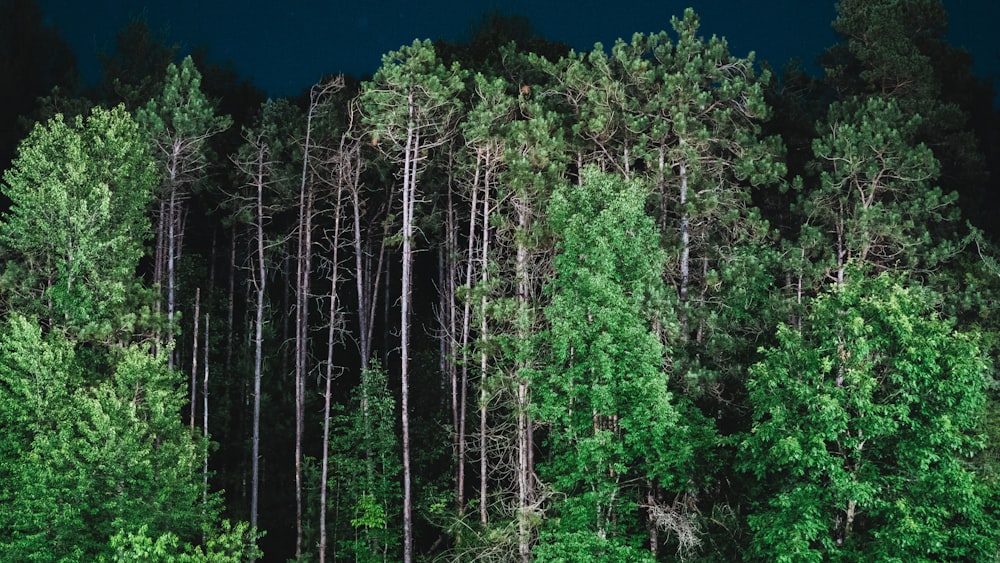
[{"xmin": 1, "ymin": 1, "xmax": 999, "ymax": 561}]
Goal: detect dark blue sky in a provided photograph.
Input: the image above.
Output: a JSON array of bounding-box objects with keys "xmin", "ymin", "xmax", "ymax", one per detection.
[{"xmin": 38, "ymin": 1, "xmax": 999, "ymax": 98}]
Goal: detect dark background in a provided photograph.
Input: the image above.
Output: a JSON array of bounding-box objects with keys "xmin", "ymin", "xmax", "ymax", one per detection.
[{"xmin": 35, "ymin": 1, "xmax": 999, "ymax": 99}]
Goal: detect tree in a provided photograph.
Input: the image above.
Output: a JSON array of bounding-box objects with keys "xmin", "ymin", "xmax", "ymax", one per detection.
[
  {"xmin": 0, "ymin": 105, "xmax": 157, "ymax": 340},
  {"xmin": 0, "ymin": 316, "xmax": 215, "ymax": 559},
  {"xmin": 292, "ymin": 75, "xmax": 344, "ymax": 559},
  {"xmin": 230, "ymin": 100, "xmax": 289, "ymax": 541},
  {"xmin": 803, "ymin": 95, "xmax": 958, "ymax": 285},
  {"xmin": 361, "ymin": 39, "xmax": 465, "ymax": 562},
  {"xmin": 533, "ymin": 168, "xmax": 699, "ymax": 560},
  {"xmin": 740, "ymin": 271, "xmax": 998, "ymax": 561},
  {"xmin": 822, "ymin": 0, "xmax": 993, "ymax": 236},
  {"xmin": 139, "ymin": 56, "xmax": 231, "ymax": 370}
]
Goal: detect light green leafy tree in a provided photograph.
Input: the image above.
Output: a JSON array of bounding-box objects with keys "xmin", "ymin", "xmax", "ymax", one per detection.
[
  {"xmin": 533, "ymin": 167, "xmax": 705, "ymax": 560},
  {"xmin": 0, "ymin": 105, "xmax": 158, "ymax": 341},
  {"xmin": 740, "ymin": 271, "xmax": 998, "ymax": 561},
  {"xmin": 104, "ymin": 520, "xmax": 262, "ymax": 562},
  {"xmin": 0, "ymin": 315, "xmax": 230, "ymax": 560}
]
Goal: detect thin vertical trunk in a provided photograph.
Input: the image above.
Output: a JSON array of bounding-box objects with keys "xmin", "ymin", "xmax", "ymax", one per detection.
[
  {"xmin": 294, "ymin": 185, "xmax": 314, "ymax": 560},
  {"xmin": 400, "ymin": 105, "xmax": 417, "ymax": 563},
  {"xmin": 350, "ymin": 137, "xmax": 382, "ymax": 495},
  {"xmin": 227, "ymin": 225, "xmax": 236, "ymax": 377},
  {"xmin": 190, "ymin": 288, "xmax": 200, "ymax": 432},
  {"xmin": 515, "ymin": 186, "xmax": 532, "ymax": 562},
  {"xmin": 294, "ymin": 79, "xmax": 332, "ymax": 557},
  {"xmin": 202, "ymin": 312, "xmax": 210, "ymax": 539},
  {"xmin": 319, "ymin": 188, "xmax": 344, "ymax": 563},
  {"xmin": 837, "ymin": 203, "xmax": 846, "ymax": 286},
  {"xmin": 154, "ymin": 200, "xmax": 166, "ymax": 357},
  {"xmin": 456, "ymin": 154, "xmax": 481, "ymax": 517},
  {"xmin": 250, "ymin": 143, "xmax": 267, "ymax": 546},
  {"xmin": 478, "ymin": 153, "xmax": 490, "ymax": 528},
  {"xmin": 679, "ymin": 161, "xmax": 690, "ymax": 339},
  {"xmin": 168, "ymin": 180, "xmax": 177, "ymax": 371}
]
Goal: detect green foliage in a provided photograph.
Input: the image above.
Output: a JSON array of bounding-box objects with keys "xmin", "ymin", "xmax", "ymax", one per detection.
[
  {"xmin": 740, "ymin": 271, "xmax": 998, "ymax": 560},
  {"xmin": 803, "ymin": 95, "xmax": 959, "ymax": 280},
  {"xmin": 0, "ymin": 104, "xmax": 158, "ymax": 337},
  {"xmin": 534, "ymin": 167, "xmax": 704, "ymax": 554},
  {"xmin": 326, "ymin": 362, "xmax": 401, "ymax": 562},
  {"xmin": 139, "ymin": 56, "xmax": 232, "ymax": 147},
  {"xmin": 0, "ymin": 314, "xmax": 230, "ymax": 560},
  {"xmin": 361, "ymin": 38, "xmax": 465, "ymax": 154},
  {"xmin": 104, "ymin": 520, "xmax": 263, "ymax": 562}
]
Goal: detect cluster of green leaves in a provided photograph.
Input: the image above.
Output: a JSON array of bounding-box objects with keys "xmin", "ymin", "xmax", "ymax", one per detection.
[
  {"xmin": 0, "ymin": 105, "xmax": 158, "ymax": 339},
  {"xmin": 533, "ymin": 168, "xmax": 706, "ymax": 559},
  {"xmin": 0, "ymin": 102, "xmax": 257, "ymax": 558},
  {"xmin": 740, "ymin": 271, "xmax": 997, "ymax": 561}
]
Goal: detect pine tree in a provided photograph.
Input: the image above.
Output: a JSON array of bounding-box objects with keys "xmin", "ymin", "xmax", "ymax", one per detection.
[{"xmin": 361, "ymin": 39, "xmax": 464, "ymax": 562}]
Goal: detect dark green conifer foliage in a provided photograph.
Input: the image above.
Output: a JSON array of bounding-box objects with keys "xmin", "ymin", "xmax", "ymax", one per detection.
[{"xmin": 801, "ymin": 95, "xmax": 959, "ymax": 286}]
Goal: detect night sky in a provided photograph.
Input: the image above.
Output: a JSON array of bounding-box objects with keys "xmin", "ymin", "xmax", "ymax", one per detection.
[{"xmin": 37, "ymin": 1, "xmax": 1000, "ymax": 98}]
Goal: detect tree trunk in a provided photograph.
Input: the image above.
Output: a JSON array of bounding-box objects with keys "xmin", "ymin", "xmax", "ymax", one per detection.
[
  {"xmin": 168, "ymin": 179, "xmax": 177, "ymax": 371},
  {"xmin": 250, "ymin": 142, "xmax": 267, "ymax": 547},
  {"xmin": 190, "ymin": 288, "xmax": 200, "ymax": 432},
  {"xmin": 478, "ymin": 153, "xmax": 491, "ymax": 528},
  {"xmin": 400, "ymin": 101, "xmax": 417, "ymax": 563},
  {"xmin": 202, "ymin": 312, "xmax": 210, "ymax": 542},
  {"xmin": 456, "ymin": 152, "xmax": 481, "ymax": 517},
  {"xmin": 679, "ymin": 160, "xmax": 690, "ymax": 339},
  {"xmin": 320, "ymin": 122, "xmax": 348, "ymax": 563}
]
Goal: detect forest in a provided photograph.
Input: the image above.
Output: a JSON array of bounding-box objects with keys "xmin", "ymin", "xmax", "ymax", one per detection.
[{"xmin": 1, "ymin": 0, "xmax": 1000, "ymax": 560}]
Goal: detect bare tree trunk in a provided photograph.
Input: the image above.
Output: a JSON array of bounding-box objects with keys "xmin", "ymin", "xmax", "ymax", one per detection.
[
  {"xmin": 191, "ymin": 288, "xmax": 200, "ymax": 432},
  {"xmin": 294, "ymin": 184, "xmax": 313, "ymax": 560},
  {"xmin": 400, "ymin": 111, "xmax": 417, "ymax": 563},
  {"xmin": 227, "ymin": 225, "xmax": 236, "ymax": 377},
  {"xmin": 249, "ymin": 141, "xmax": 268, "ymax": 548},
  {"xmin": 202, "ymin": 312, "xmax": 210, "ymax": 543},
  {"xmin": 515, "ymin": 192, "xmax": 532, "ymax": 562},
  {"xmin": 457, "ymin": 154, "xmax": 481, "ymax": 518},
  {"xmin": 168, "ymin": 179, "xmax": 177, "ymax": 371},
  {"xmin": 154, "ymin": 200, "xmax": 166, "ymax": 358},
  {"xmin": 319, "ymin": 121, "xmax": 348, "ymax": 563},
  {"xmin": 679, "ymin": 161, "xmax": 690, "ymax": 339},
  {"xmin": 478, "ymin": 154, "xmax": 491, "ymax": 528}
]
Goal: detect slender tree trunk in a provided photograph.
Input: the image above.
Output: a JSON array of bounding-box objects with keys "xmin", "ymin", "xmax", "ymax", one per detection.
[
  {"xmin": 350, "ymin": 139, "xmax": 383, "ymax": 496},
  {"xmin": 154, "ymin": 200, "xmax": 166, "ymax": 357},
  {"xmin": 319, "ymin": 207, "xmax": 343, "ymax": 563},
  {"xmin": 400, "ymin": 112, "xmax": 417, "ymax": 563},
  {"xmin": 294, "ymin": 184, "xmax": 314, "ymax": 561},
  {"xmin": 168, "ymin": 179, "xmax": 177, "ymax": 371},
  {"xmin": 320, "ymin": 127, "xmax": 348, "ymax": 563},
  {"xmin": 515, "ymin": 190, "xmax": 532, "ymax": 562},
  {"xmin": 191, "ymin": 288, "xmax": 200, "ymax": 432},
  {"xmin": 250, "ymin": 143, "xmax": 267, "ymax": 546},
  {"xmin": 679, "ymin": 161, "xmax": 690, "ymax": 339},
  {"xmin": 478, "ymin": 155, "xmax": 490, "ymax": 528},
  {"xmin": 202, "ymin": 312, "xmax": 210, "ymax": 542},
  {"xmin": 227, "ymin": 225, "xmax": 236, "ymax": 378},
  {"xmin": 457, "ymin": 155, "xmax": 481, "ymax": 517}
]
